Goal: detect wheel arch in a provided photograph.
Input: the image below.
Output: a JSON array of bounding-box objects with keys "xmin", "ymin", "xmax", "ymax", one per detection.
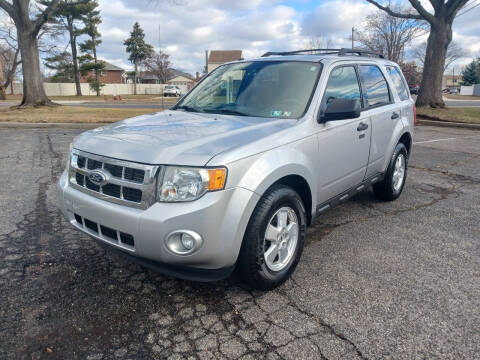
[
  {"xmin": 232, "ymin": 149, "xmax": 317, "ymax": 227},
  {"xmin": 398, "ymin": 131, "xmax": 412, "ymax": 157},
  {"xmin": 270, "ymin": 175, "xmax": 313, "ymax": 226}
]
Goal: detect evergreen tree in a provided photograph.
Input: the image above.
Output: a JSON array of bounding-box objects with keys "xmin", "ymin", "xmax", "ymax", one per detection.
[
  {"xmin": 79, "ymin": 1, "xmax": 105, "ymax": 96},
  {"xmin": 124, "ymin": 23, "xmax": 153, "ymax": 95},
  {"xmin": 40, "ymin": 0, "xmax": 98, "ymax": 96},
  {"xmin": 45, "ymin": 51, "xmax": 75, "ymax": 83},
  {"xmin": 461, "ymin": 60, "xmax": 480, "ymax": 86}
]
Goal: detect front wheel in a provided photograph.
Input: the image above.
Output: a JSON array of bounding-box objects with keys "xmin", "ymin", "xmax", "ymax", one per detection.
[
  {"xmin": 237, "ymin": 185, "xmax": 306, "ymax": 290},
  {"xmin": 373, "ymin": 142, "xmax": 408, "ymax": 201}
]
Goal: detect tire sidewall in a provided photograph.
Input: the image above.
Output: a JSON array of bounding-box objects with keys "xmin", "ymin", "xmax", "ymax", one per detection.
[
  {"xmin": 247, "ymin": 186, "xmax": 307, "ymax": 287},
  {"xmin": 388, "ymin": 143, "xmax": 408, "ymax": 198}
]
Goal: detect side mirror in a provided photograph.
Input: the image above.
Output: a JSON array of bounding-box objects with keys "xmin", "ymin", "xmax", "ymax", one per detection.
[{"xmin": 319, "ymin": 98, "xmax": 361, "ymax": 122}]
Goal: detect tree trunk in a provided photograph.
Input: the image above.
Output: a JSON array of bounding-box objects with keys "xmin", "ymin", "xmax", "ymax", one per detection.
[
  {"xmin": 416, "ymin": 21, "xmax": 451, "ymax": 108},
  {"xmin": 0, "ymin": 86, "xmax": 6, "ymax": 100},
  {"xmin": 134, "ymin": 61, "xmax": 138, "ymax": 95},
  {"xmin": 69, "ymin": 23, "xmax": 82, "ymax": 97},
  {"xmin": 93, "ymin": 42, "xmax": 99, "ymax": 96},
  {"xmin": 17, "ymin": 29, "xmax": 52, "ymax": 107}
]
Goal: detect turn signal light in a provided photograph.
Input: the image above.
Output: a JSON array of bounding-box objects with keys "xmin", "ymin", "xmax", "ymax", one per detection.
[{"xmin": 208, "ymin": 168, "xmax": 227, "ymax": 190}]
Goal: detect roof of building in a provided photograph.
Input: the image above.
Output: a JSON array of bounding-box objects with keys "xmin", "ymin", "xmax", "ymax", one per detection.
[
  {"xmin": 169, "ymin": 69, "xmax": 194, "ymax": 80},
  {"xmin": 208, "ymin": 50, "xmax": 243, "ymax": 64},
  {"xmin": 103, "ymin": 61, "xmax": 125, "ymax": 71},
  {"xmin": 137, "ymin": 69, "xmax": 195, "ymax": 81}
]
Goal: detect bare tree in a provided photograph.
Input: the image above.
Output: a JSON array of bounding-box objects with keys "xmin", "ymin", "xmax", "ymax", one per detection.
[
  {"xmin": 356, "ymin": 6, "xmax": 427, "ymax": 63},
  {"xmin": 0, "ymin": 18, "xmax": 21, "ymax": 99},
  {"xmin": 142, "ymin": 49, "xmax": 173, "ymax": 84},
  {"xmin": 0, "ymin": 45, "xmax": 20, "ymax": 99},
  {"xmin": 366, "ymin": 0, "xmax": 470, "ymax": 108},
  {"xmin": 413, "ymin": 41, "xmax": 465, "ymax": 71},
  {"xmin": 398, "ymin": 61, "xmax": 422, "ymax": 86},
  {"xmin": 0, "ymin": 0, "xmax": 72, "ymax": 107},
  {"xmin": 305, "ymin": 36, "xmax": 333, "ymax": 50}
]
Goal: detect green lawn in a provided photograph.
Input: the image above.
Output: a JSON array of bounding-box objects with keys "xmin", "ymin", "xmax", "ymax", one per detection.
[{"xmin": 417, "ymin": 107, "xmax": 480, "ymax": 124}]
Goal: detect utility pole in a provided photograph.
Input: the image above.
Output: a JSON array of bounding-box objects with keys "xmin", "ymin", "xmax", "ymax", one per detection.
[
  {"xmin": 158, "ymin": 24, "xmax": 161, "ymax": 50},
  {"xmin": 452, "ymin": 67, "xmax": 455, "ymax": 87},
  {"xmin": 352, "ymin": 27, "xmax": 354, "ymax": 49},
  {"xmin": 205, "ymin": 50, "xmax": 208, "ymax": 74}
]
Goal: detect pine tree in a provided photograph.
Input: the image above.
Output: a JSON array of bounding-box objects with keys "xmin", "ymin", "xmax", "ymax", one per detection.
[
  {"xmin": 41, "ymin": 0, "xmax": 98, "ymax": 96},
  {"xmin": 124, "ymin": 23, "xmax": 153, "ymax": 95},
  {"xmin": 461, "ymin": 60, "xmax": 480, "ymax": 86},
  {"xmin": 45, "ymin": 52, "xmax": 75, "ymax": 83},
  {"xmin": 79, "ymin": 1, "xmax": 105, "ymax": 96}
]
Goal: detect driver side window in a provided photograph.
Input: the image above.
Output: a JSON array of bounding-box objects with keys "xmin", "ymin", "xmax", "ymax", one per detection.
[{"xmin": 321, "ymin": 66, "xmax": 362, "ymax": 113}]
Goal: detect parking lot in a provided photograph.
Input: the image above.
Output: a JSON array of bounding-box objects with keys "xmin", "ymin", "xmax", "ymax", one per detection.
[{"xmin": 0, "ymin": 124, "xmax": 479, "ymax": 359}]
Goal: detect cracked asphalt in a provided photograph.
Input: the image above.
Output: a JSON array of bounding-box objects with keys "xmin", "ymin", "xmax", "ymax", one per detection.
[{"xmin": 0, "ymin": 124, "xmax": 479, "ymax": 359}]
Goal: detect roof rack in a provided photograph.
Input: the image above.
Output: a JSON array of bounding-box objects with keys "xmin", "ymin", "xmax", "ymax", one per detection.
[{"xmin": 261, "ymin": 48, "xmax": 384, "ymax": 59}]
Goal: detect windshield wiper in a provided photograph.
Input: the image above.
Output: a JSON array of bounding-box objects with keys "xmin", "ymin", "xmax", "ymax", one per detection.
[
  {"xmin": 175, "ymin": 105, "xmax": 202, "ymax": 113},
  {"xmin": 203, "ymin": 107, "xmax": 251, "ymax": 116}
]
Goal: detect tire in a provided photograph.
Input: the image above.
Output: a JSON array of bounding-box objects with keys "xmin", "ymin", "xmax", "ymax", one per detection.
[
  {"xmin": 237, "ymin": 184, "xmax": 307, "ymax": 290},
  {"xmin": 373, "ymin": 142, "xmax": 408, "ymax": 201}
]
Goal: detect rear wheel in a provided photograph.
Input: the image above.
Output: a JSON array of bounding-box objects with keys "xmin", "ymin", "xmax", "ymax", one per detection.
[
  {"xmin": 373, "ymin": 142, "xmax": 408, "ymax": 201},
  {"xmin": 237, "ymin": 185, "xmax": 306, "ymax": 290}
]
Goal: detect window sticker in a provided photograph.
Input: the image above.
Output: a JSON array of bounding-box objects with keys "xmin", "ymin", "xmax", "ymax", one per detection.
[{"xmin": 271, "ymin": 110, "xmax": 293, "ymax": 117}]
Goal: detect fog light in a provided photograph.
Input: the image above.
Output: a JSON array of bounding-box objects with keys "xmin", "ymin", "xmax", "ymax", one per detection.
[
  {"xmin": 181, "ymin": 233, "xmax": 195, "ymax": 250},
  {"xmin": 165, "ymin": 230, "xmax": 203, "ymax": 255}
]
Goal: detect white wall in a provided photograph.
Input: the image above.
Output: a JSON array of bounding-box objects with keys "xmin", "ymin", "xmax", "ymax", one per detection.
[
  {"xmin": 10, "ymin": 83, "xmax": 166, "ymax": 96},
  {"xmin": 460, "ymin": 85, "xmax": 480, "ymax": 96},
  {"xmin": 460, "ymin": 85, "xmax": 474, "ymax": 96},
  {"xmin": 474, "ymin": 84, "xmax": 480, "ymax": 96}
]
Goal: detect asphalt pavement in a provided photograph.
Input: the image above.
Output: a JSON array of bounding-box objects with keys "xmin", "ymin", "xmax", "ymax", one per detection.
[{"xmin": 0, "ymin": 124, "xmax": 479, "ymax": 359}]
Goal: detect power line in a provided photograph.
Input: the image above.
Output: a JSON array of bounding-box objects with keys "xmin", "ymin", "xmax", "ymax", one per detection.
[
  {"xmin": 458, "ymin": 1, "xmax": 480, "ymax": 17},
  {"xmin": 459, "ymin": 0, "xmax": 479, "ymax": 12}
]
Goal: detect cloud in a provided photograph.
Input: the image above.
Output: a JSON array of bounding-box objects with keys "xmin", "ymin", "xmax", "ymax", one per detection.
[
  {"xmin": 31, "ymin": 0, "xmax": 479, "ymax": 75},
  {"xmin": 301, "ymin": 0, "xmax": 373, "ymax": 39}
]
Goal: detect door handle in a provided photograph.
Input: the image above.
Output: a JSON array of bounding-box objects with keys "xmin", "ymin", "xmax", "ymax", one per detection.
[
  {"xmin": 391, "ymin": 112, "xmax": 400, "ymax": 120},
  {"xmin": 357, "ymin": 122, "xmax": 368, "ymax": 131}
]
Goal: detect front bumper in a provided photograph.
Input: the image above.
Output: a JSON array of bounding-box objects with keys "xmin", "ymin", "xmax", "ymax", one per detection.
[{"xmin": 57, "ymin": 170, "xmax": 259, "ymax": 280}]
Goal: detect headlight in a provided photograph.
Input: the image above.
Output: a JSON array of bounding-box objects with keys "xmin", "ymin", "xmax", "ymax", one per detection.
[{"xmin": 158, "ymin": 166, "xmax": 227, "ymax": 202}]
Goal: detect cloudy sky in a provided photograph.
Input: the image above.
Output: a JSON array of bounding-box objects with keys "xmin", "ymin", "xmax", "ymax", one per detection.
[{"xmin": 5, "ymin": 0, "xmax": 479, "ymax": 75}]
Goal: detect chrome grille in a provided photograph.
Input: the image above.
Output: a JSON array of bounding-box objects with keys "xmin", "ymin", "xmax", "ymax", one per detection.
[{"xmin": 69, "ymin": 149, "xmax": 160, "ymax": 209}]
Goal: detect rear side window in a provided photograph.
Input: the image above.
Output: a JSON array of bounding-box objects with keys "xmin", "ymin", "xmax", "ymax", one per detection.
[
  {"xmin": 386, "ymin": 66, "xmax": 409, "ymax": 101},
  {"xmin": 359, "ymin": 65, "xmax": 390, "ymax": 108},
  {"xmin": 322, "ymin": 66, "xmax": 361, "ymax": 112}
]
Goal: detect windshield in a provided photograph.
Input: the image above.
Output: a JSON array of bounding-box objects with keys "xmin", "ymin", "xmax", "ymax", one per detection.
[
  {"xmin": 174, "ymin": 61, "xmax": 322, "ymax": 118},
  {"xmin": 165, "ymin": 86, "xmax": 173, "ymax": 89}
]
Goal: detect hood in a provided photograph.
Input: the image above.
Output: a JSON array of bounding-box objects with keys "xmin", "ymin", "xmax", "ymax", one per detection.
[{"xmin": 73, "ymin": 110, "xmax": 296, "ymax": 166}]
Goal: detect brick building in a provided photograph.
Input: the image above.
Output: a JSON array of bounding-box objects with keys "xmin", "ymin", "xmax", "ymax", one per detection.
[
  {"xmin": 207, "ymin": 50, "xmax": 242, "ymax": 73},
  {"xmin": 81, "ymin": 61, "xmax": 125, "ymax": 84}
]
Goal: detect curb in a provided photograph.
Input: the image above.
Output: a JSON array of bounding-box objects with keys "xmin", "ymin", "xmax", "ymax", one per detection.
[
  {"xmin": 417, "ymin": 118, "xmax": 480, "ymax": 130},
  {"xmin": 0, "ymin": 122, "xmax": 107, "ymax": 129}
]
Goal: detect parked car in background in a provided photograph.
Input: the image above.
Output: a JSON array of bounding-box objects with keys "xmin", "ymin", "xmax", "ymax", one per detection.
[
  {"xmin": 409, "ymin": 86, "xmax": 419, "ymax": 95},
  {"xmin": 58, "ymin": 48, "xmax": 414, "ymax": 290},
  {"xmin": 164, "ymin": 85, "xmax": 181, "ymax": 97}
]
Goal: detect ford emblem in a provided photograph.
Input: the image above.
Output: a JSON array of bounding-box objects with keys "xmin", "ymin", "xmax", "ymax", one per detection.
[{"xmin": 88, "ymin": 170, "xmax": 108, "ymax": 186}]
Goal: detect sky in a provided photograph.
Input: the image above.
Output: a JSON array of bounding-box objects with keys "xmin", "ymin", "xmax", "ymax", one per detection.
[{"xmin": 3, "ymin": 0, "xmax": 480, "ymax": 75}]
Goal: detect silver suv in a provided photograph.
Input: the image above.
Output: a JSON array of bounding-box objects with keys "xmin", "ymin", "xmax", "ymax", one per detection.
[{"xmin": 58, "ymin": 49, "xmax": 414, "ymax": 289}]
